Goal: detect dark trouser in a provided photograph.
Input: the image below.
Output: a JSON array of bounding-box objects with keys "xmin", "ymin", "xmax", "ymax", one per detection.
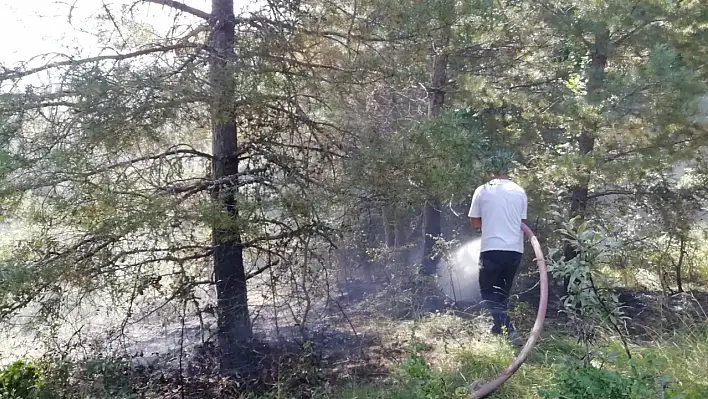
[{"xmin": 479, "ymin": 250, "xmax": 522, "ymax": 334}]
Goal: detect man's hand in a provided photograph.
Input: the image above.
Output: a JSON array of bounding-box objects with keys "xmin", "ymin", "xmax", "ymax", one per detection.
[{"xmin": 470, "ymin": 217, "xmax": 481, "ymax": 229}]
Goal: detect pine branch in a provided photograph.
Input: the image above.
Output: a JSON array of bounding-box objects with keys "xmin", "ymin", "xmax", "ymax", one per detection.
[
  {"xmin": 84, "ymin": 146, "xmax": 214, "ymax": 176},
  {"xmin": 299, "ymin": 28, "xmax": 416, "ymax": 43},
  {"xmin": 246, "ymin": 260, "xmax": 279, "ymax": 280},
  {"xmin": 236, "ymin": 16, "xmax": 417, "ymax": 43},
  {"xmin": 143, "ymin": 0, "xmax": 210, "ymax": 19},
  {"xmin": 0, "ymin": 15, "xmax": 414, "ymax": 83},
  {"xmin": 613, "ymin": 19, "xmax": 663, "ymax": 46},
  {"xmin": 157, "ymin": 167, "xmax": 270, "ymax": 195},
  {"xmin": 603, "ymin": 138, "xmax": 694, "ymax": 162},
  {"xmin": 242, "ymin": 224, "xmax": 321, "ymax": 248},
  {"xmin": 508, "ymin": 74, "xmax": 565, "ymax": 90},
  {"xmin": 0, "ymin": 43, "xmax": 200, "ymax": 81},
  {"xmin": 586, "ymin": 190, "xmax": 647, "ymax": 200},
  {"xmin": 537, "ymin": 0, "xmax": 592, "ymax": 48},
  {"xmin": 2, "ymin": 146, "xmax": 212, "ymax": 194}
]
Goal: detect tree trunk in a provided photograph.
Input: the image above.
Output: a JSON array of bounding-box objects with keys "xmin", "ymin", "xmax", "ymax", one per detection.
[
  {"xmin": 562, "ymin": 30, "xmax": 608, "ymax": 292},
  {"xmin": 209, "ymin": 0, "xmax": 253, "ymax": 375},
  {"xmin": 382, "ymin": 205, "xmax": 397, "ymax": 248},
  {"xmin": 395, "ymin": 214, "xmax": 407, "ymax": 248},
  {"xmin": 422, "ymin": 199, "xmax": 442, "ymax": 275},
  {"xmin": 420, "ymin": 21, "xmax": 451, "ymax": 276},
  {"xmin": 676, "ymin": 236, "xmax": 685, "ymax": 293}
]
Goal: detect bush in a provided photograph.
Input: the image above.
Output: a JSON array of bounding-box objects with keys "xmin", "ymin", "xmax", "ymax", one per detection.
[
  {"xmin": 538, "ymin": 360, "xmax": 658, "ymax": 399},
  {"xmin": 0, "ymin": 360, "xmax": 47, "ymax": 399},
  {"xmin": 398, "ymin": 354, "xmax": 468, "ymax": 399}
]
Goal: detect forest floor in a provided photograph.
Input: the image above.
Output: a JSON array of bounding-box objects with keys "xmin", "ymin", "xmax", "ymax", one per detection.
[
  {"xmin": 135, "ymin": 270, "xmax": 708, "ymax": 399},
  {"xmin": 313, "ymin": 274, "xmax": 708, "ymax": 399},
  {"xmin": 7, "ymin": 266, "xmax": 707, "ymax": 399}
]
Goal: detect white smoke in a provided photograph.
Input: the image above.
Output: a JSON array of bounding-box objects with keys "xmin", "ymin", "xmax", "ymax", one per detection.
[{"xmin": 436, "ymin": 238, "xmax": 482, "ymax": 303}]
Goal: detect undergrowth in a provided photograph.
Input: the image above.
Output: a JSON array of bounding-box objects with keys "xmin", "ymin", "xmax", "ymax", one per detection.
[
  {"xmin": 1, "ymin": 322, "xmax": 707, "ymax": 398},
  {"xmin": 333, "ymin": 324, "xmax": 708, "ymax": 399}
]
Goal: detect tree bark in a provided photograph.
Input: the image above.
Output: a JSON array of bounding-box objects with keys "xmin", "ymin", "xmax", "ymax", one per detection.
[
  {"xmin": 676, "ymin": 236, "xmax": 685, "ymax": 293},
  {"xmin": 420, "ymin": 23, "xmax": 451, "ymax": 276},
  {"xmin": 209, "ymin": 0, "xmax": 253, "ymax": 375},
  {"xmin": 382, "ymin": 205, "xmax": 397, "ymax": 248},
  {"xmin": 395, "ymin": 214, "xmax": 407, "ymax": 248},
  {"xmin": 562, "ymin": 30, "xmax": 608, "ymax": 291}
]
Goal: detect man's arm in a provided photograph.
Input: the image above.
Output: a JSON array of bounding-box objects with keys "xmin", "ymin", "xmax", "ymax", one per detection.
[{"xmin": 468, "ymin": 187, "xmax": 482, "ymax": 229}]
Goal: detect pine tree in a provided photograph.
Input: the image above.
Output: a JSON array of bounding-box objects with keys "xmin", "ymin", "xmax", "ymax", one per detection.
[{"xmin": 0, "ymin": 0, "xmax": 345, "ymax": 373}]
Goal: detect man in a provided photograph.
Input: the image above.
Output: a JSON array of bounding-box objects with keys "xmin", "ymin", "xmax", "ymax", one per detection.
[{"xmin": 468, "ymin": 152, "xmax": 527, "ymax": 347}]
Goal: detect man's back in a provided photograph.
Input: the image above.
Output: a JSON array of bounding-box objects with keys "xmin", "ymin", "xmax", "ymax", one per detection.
[{"xmin": 468, "ymin": 178, "xmax": 527, "ymax": 253}]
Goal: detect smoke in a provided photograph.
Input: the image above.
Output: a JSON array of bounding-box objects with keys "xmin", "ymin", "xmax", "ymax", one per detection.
[{"xmin": 436, "ymin": 238, "xmax": 482, "ymax": 303}]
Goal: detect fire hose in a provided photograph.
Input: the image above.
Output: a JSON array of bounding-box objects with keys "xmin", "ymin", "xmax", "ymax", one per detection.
[{"xmin": 469, "ymin": 222, "xmax": 549, "ymax": 398}]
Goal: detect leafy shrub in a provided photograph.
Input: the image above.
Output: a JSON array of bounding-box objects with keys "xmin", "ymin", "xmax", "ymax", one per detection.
[
  {"xmin": 538, "ymin": 360, "xmax": 657, "ymax": 399},
  {"xmin": 0, "ymin": 360, "xmax": 47, "ymax": 399},
  {"xmin": 398, "ymin": 354, "xmax": 467, "ymax": 399}
]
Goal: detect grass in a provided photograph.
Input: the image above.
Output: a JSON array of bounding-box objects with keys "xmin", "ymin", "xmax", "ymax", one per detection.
[
  {"xmin": 2, "ymin": 306, "xmax": 706, "ymax": 398},
  {"xmin": 632, "ymin": 328, "xmax": 708, "ymax": 398},
  {"xmin": 322, "ymin": 314, "xmax": 708, "ymax": 399}
]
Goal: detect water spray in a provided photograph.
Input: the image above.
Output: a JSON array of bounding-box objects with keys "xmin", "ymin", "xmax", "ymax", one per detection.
[
  {"xmin": 438, "ymin": 238, "xmax": 482, "ymax": 303},
  {"xmin": 468, "ymin": 222, "xmax": 549, "ymax": 398}
]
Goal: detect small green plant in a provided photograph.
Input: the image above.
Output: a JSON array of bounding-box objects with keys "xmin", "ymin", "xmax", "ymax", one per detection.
[
  {"xmin": 398, "ymin": 354, "xmax": 467, "ymax": 399},
  {"xmin": 548, "ymin": 214, "xmax": 631, "ymax": 359},
  {"xmin": 0, "ymin": 360, "xmax": 46, "ymax": 399},
  {"xmin": 538, "ymin": 360, "xmax": 656, "ymax": 399}
]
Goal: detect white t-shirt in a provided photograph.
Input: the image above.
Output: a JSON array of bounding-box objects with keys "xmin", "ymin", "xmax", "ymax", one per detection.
[{"xmin": 468, "ymin": 178, "xmax": 528, "ymax": 253}]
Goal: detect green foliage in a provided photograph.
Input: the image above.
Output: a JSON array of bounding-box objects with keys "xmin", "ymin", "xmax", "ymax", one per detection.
[
  {"xmin": 0, "ymin": 360, "xmax": 47, "ymax": 399},
  {"xmin": 538, "ymin": 360, "xmax": 659, "ymax": 399},
  {"xmin": 75, "ymin": 357, "xmax": 135, "ymax": 398},
  {"xmin": 0, "ymin": 0, "xmax": 707, "ymax": 398},
  {"xmin": 549, "ymin": 215, "xmax": 625, "ymax": 325},
  {"xmin": 398, "ymin": 354, "xmax": 468, "ymax": 399},
  {"xmin": 409, "ymin": 109, "xmax": 489, "ymax": 197}
]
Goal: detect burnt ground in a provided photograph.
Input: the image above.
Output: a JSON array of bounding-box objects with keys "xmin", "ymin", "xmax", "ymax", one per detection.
[
  {"xmin": 509, "ymin": 276, "xmax": 708, "ymax": 338},
  {"xmin": 301, "ymin": 267, "xmax": 708, "ymax": 388},
  {"xmin": 101, "ymin": 266, "xmax": 708, "ymax": 398}
]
